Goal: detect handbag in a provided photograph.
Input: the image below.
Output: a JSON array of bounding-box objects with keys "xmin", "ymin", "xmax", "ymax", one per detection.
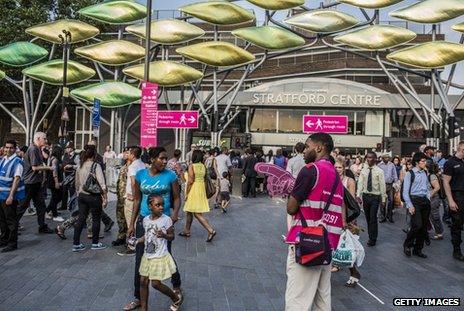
[
  {"xmin": 208, "ymin": 159, "xmax": 217, "ymax": 180},
  {"xmin": 82, "ymin": 162, "xmax": 103, "ymax": 194},
  {"xmin": 344, "ymin": 186, "xmax": 361, "ymax": 223},
  {"xmin": 295, "ymin": 173, "xmax": 339, "ymax": 267},
  {"xmin": 203, "ymin": 164, "xmax": 216, "ymax": 199}
]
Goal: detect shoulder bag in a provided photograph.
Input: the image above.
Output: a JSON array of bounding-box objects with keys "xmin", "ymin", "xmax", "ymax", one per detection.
[
  {"xmin": 344, "ymin": 186, "xmax": 361, "ymax": 223},
  {"xmin": 82, "ymin": 162, "xmax": 103, "ymax": 194},
  {"xmin": 295, "ymin": 173, "xmax": 340, "ymax": 267},
  {"xmin": 203, "ymin": 164, "xmax": 216, "ymax": 199}
]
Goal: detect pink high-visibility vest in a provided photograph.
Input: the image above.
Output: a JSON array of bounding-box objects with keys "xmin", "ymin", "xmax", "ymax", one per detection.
[{"xmin": 286, "ymin": 159, "xmax": 344, "ymax": 249}]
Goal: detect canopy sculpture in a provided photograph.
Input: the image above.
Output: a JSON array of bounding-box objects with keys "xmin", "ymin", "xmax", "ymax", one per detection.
[{"xmin": 1, "ymin": 0, "xmax": 464, "ymax": 153}]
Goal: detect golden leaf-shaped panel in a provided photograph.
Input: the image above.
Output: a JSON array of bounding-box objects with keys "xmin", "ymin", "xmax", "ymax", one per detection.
[
  {"xmin": 22, "ymin": 59, "xmax": 95, "ymax": 85},
  {"xmin": 339, "ymin": 0, "xmax": 404, "ymax": 9},
  {"xmin": 246, "ymin": 0, "xmax": 305, "ymax": 10},
  {"xmin": 284, "ymin": 10, "xmax": 358, "ymax": 34},
  {"xmin": 334, "ymin": 25, "xmax": 416, "ymax": 50},
  {"xmin": 389, "ymin": 0, "xmax": 464, "ymax": 24},
  {"xmin": 387, "ymin": 41, "xmax": 464, "ymax": 68},
  {"xmin": 70, "ymin": 82, "xmax": 141, "ymax": 108},
  {"xmin": 179, "ymin": 1, "xmax": 254, "ymax": 25},
  {"xmin": 0, "ymin": 42, "xmax": 48, "ymax": 67},
  {"xmin": 0, "ymin": 70, "xmax": 5, "ymax": 81},
  {"xmin": 123, "ymin": 61, "xmax": 204, "ymax": 87},
  {"xmin": 126, "ymin": 19, "xmax": 205, "ymax": 45},
  {"xmin": 78, "ymin": 0, "xmax": 146, "ymax": 25},
  {"xmin": 75, "ymin": 40, "xmax": 145, "ymax": 66},
  {"xmin": 232, "ymin": 26, "xmax": 305, "ymax": 50},
  {"xmin": 176, "ymin": 42, "xmax": 255, "ymax": 67},
  {"xmin": 452, "ymin": 23, "xmax": 464, "ymax": 33},
  {"xmin": 26, "ymin": 19, "xmax": 99, "ymax": 44}
]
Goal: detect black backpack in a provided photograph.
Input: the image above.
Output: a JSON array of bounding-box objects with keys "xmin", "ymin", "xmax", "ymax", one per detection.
[{"xmin": 400, "ymin": 170, "xmax": 415, "ymax": 203}]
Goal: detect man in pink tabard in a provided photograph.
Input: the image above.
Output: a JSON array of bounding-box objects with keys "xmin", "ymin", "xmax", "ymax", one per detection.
[{"xmin": 285, "ymin": 133, "xmax": 344, "ymax": 311}]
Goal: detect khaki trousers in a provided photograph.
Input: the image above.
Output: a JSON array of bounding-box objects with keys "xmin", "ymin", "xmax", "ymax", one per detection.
[
  {"xmin": 124, "ymin": 198, "xmax": 134, "ymax": 228},
  {"xmin": 285, "ymin": 246, "xmax": 331, "ymax": 311}
]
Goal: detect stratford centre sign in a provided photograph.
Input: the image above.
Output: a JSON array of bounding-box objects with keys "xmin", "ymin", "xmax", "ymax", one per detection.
[{"xmin": 252, "ymin": 91, "xmax": 382, "ymax": 106}]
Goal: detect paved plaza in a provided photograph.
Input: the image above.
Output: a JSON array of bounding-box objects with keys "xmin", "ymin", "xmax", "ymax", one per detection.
[{"xmin": 0, "ymin": 195, "xmax": 463, "ymax": 311}]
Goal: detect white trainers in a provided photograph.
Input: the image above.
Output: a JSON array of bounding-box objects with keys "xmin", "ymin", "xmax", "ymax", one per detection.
[
  {"xmin": 23, "ymin": 208, "xmax": 36, "ymax": 216},
  {"xmin": 53, "ymin": 216, "xmax": 65, "ymax": 222},
  {"xmin": 45, "ymin": 212, "xmax": 53, "ymax": 220}
]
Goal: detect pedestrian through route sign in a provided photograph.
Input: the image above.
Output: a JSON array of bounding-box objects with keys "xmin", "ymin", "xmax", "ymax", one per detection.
[{"xmin": 303, "ymin": 115, "xmax": 348, "ymax": 134}]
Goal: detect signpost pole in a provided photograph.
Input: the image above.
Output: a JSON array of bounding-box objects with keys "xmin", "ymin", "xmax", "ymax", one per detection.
[{"xmin": 92, "ymin": 98, "xmax": 101, "ymax": 139}]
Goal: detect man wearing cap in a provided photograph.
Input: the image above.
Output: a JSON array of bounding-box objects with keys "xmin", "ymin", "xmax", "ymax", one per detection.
[
  {"xmin": 378, "ymin": 154, "xmax": 398, "ymax": 223},
  {"xmin": 186, "ymin": 144, "xmax": 198, "ymax": 166}
]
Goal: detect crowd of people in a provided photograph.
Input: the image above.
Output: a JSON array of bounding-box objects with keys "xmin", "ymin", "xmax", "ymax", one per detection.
[{"xmin": 1, "ymin": 131, "xmax": 464, "ymax": 311}]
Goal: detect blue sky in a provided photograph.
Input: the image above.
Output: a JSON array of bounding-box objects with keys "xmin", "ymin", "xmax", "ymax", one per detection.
[{"xmin": 139, "ymin": 0, "xmax": 464, "ymax": 93}]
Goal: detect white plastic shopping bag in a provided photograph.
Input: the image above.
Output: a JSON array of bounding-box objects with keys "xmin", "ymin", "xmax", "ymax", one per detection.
[
  {"xmin": 352, "ymin": 233, "xmax": 365, "ymax": 267},
  {"xmin": 332, "ymin": 230, "xmax": 356, "ymax": 267}
]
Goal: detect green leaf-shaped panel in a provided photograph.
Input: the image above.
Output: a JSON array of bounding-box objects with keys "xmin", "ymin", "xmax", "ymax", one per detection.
[
  {"xmin": 179, "ymin": 1, "xmax": 254, "ymax": 25},
  {"xmin": 246, "ymin": 0, "xmax": 305, "ymax": 10},
  {"xmin": 387, "ymin": 41, "xmax": 464, "ymax": 68},
  {"xmin": 284, "ymin": 10, "xmax": 358, "ymax": 34},
  {"xmin": 123, "ymin": 61, "xmax": 203, "ymax": 87},
  {"xmin": 232, "ymin": 26, "xmax": 305, "ymax": 50},
  {"xmin": 389, "ymin": 0, "xmax": 464, "ymax": 24},
  {"xmin": 334, "ymin": 25, "xmax": 417, "ymax": 50},
  {"xmin": 22, "ymin": 59, "xmax": 95, "ymax": 85},
  {"xmin": 0, "ymin": 42, "xmax": 48, "ymax": 67},
  {"xmin": 452, "ymin": 22, "xmax": 464, "ymax": 33},
  {"xmin": 339, "ymin": 0, "xmax": 404, "ymax": 9},
  {"xmin": 79, "ymin": 0, "xmax": 147, "ymax": 25},
  {"xmin": 126, "ymin": 19, "xmax": 205, "ymax": 45},
  {"xmin": 75, "ymin": 40, "xmax": 145, "ymax": 66},
  {"xmin": 0, "ymin": 70, "xmax": 5, "ymax": 81},
  {"xmin": 26, "ymin": 19, "xmax": 99, "ymax": 44},
  {"xmin": 70, "ymin": 82, "xmax": 141, "ymax": 108},
  {"xmin": 176, "ymin": 42, "xmax": 255, "ymax": 67}
]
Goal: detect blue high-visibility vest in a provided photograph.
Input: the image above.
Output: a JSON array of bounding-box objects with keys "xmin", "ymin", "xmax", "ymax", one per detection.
[{"xmin": 0, "ymin": 155, "xmax": 25, "ymax": 201}]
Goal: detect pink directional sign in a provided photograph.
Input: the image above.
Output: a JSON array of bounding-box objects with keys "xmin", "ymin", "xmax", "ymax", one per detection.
[
  {"xmin": 157, "ymin": 111, "xmax": 199, "ymax": 129},
  {"xmin": 303, "ymin": 115, "xmax": 348, "ymax": 134},
  {"xmin": 141, "ymin": 82, "xmax": 158, "ymax": 148}
]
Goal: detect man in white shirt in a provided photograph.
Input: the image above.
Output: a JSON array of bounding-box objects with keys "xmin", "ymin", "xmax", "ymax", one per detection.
[
  {"xmin": 215, "ymin": 147, "xmax": 232, "ymax": 177},
  {"xmin": 286, "ymin": 142, "xmax": 306, "ymax": 179},
  {"xmin": 103, "ymin": 145, "xmax": 116, "ymax": 164}
]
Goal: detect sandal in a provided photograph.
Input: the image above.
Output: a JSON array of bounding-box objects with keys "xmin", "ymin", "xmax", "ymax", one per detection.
[
  {"xmin": 345, "ymin": 276, "xmax": 359, "ymax": 287},
  {"xmin": 331, "ymin": 265, "xmax": 340, "ymax": 273},
  {"xmin": 206, "ymin": 230, "xmax": 216, "ymax": 242},
  {"xmin": 178, "ymin": 232, "xmax": 191, "ymax": 237},
  {"xmin": 169, "ymin": 293, "xmax": 183, "ymax": 311},
  {"xmin": 432, "ymin": 234, "xmax": 443, "ymax": 240},
  {"xmin": 123, "ymin": 300, "xmax": 141, "ymax": 311},
  {"xmin": 55, "ymin": 226, "xmax": 67, "ymax": 240}
]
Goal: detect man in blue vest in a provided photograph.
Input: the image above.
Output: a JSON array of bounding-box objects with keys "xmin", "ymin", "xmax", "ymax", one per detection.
[{"xmin": 0, "ymin": 140, "xmax": 25, "ymax": 252}]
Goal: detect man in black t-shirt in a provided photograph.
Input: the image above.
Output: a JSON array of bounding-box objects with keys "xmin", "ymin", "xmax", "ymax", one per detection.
[
  {"xmin": 20, "ymin": 132, "xmax": 54, "ymax": 233},
  {"xmin": 443, "ymin": 141, "xmax": 464, "ymax": 261}
]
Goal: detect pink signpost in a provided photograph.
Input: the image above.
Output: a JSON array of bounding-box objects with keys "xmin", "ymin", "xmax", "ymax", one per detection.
[
  {"xmin": 303, "ymin": 115, "xmax": 348, "ymax": 134},
  {"xmin": 140, "ymin": 82, "xmax": 158, "ymax": 147},
  {"xmin": 157, "ymin": 111, "xmax": 199, "ymax": 129}
]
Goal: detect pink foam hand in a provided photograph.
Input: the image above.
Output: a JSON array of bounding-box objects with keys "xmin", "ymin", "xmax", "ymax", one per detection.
[{"xmin": 254, "ymin": 163, "xmax": 296, "ymax": 198}]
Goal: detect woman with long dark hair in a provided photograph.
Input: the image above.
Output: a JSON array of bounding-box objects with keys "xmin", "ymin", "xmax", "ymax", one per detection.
[
  {"xmin": 72, "ymin": 145, "xmax": 108, "ymax": 252},
  {"xmin": 179, "ymin": 150, "xmax": 216, "ymax": 241},
  {"xmin": 45, "ymin": 145, "xmax": 64, "ymax": 222}
]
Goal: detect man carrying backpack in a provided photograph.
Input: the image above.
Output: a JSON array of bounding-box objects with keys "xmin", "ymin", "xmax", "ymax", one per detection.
[
  {"xmin": 285, "ymin": 133, "xmax": 344, "ymax": 311},
  {"xmin": 402, "ymin": 152, "xmax": 430, "ymax": 259}
]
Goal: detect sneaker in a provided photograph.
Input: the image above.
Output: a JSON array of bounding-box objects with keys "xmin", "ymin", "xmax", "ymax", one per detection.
[
  {"xmin": 24, "ymin": 208, "xmax": 36, "ymax": 216},
  {"xmin": 117, "ymin": 249, "xmax": 136, "ymax": 256},
  {"xmin": 104, "ymin": 220, "xmax": 114, "ymax": 232},
  {"xmin": 72, "ymin": 244, "xmax": 86, "ymax": 252},
  {"xmin": 45, "ymin": 212, "xmax": 53, "ymax": 220},
  {"xmin": 53, "ymin": 216, "xmax": 65, "ymax": 222},
  {"xmin": 91, "ymin": 243, "xmax": 107, "ymax": 250}
]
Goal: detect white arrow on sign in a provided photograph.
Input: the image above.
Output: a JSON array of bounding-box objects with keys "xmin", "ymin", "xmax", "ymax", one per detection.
[
  {"xmin": 188, "ymin": 116, "xmax": 196, "ymax": 123},
  {"xmin": 306, "ymin": 120, "xmax": 314, "ymax": 128}
]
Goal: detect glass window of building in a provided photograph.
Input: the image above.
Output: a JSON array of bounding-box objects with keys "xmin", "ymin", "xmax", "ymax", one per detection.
[
  {"xmin": 356, "ymin": 111, "xmax": 365, "ymax": 135},
  {"xmin": 250, "ymin": 109, "xmax": 277, "ymax": 133},
  {"xmin": 278, "ymin": 110, "xmax": 305, "ymax": 133},
  {"xmin": 325, "ymin": 110, "xmax": 355, "ymax": 135},
  {"xmin": 10, "ymin": 108, "xmax": 26, "ymax": 134},
  {"xmin": 390, "ymin": 109, "xmax": 425, "ymax": 138}
]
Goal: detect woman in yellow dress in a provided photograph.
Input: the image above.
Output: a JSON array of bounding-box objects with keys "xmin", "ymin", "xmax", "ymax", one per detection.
[{"xmin": 179, "ymin": 150, "xmax": 216, "ymax": 242}]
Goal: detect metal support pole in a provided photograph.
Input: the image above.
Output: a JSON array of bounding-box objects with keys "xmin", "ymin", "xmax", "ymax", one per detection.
[
  {"xmin": 144, "ymin": 0, "xmax": 152, "ymax": 82},
  {"xmin": 212, "ymin": 25, "xmax": 219, "ymax": 147}
]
